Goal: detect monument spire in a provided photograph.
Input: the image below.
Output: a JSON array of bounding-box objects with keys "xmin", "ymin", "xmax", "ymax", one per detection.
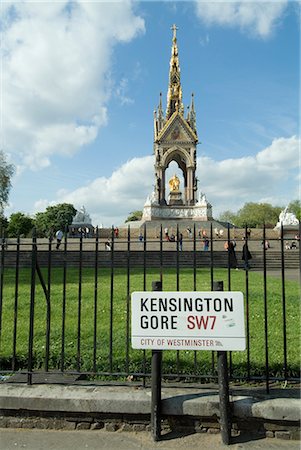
[
  {"xmin": 158, "ymin": 92, "xmax": 164, "ymax": 120},
  {"xmin": 166, "ymin": 24, "xmax": 184, "ymax": 119},
  {"xmin": 144, "ymin": 25, "xmax": 212, "ymax": 221},
  {"xmin": 188, "ymin": 93, "xmax": 197, "ymax": 133}
]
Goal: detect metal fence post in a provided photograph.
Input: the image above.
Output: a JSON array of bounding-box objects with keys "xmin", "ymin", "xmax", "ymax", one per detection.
[
  {"xmin": 28, "ymin": 228, "xmax": 37, "ymax": 385},
  {"xmin": 151, "ymin": 280, "xmax": 162, "ymax": 441},
  {"xmin": 214, "ymin": 280, "xmax": 231, "ymax": 445}
]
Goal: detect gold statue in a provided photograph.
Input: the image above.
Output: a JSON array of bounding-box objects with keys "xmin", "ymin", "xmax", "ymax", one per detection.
[{"xmin": 169, "ymin": 174, "xmax": 180, "ymax": 192}]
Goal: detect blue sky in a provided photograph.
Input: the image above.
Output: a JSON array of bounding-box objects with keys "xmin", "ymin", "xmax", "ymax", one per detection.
[{"xmin": 1, "ymin": 1, "xmax": 300, "ymax": 226}]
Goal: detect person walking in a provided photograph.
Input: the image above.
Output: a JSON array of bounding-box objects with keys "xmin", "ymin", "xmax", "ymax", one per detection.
[
  {"xmin": 178, "ymin": 232, "xmax": 183, "ymax": 251},
  {"xmin": 203, "ymin": 238, "xmax": 209, "ymax": 251},
  {"xmin": 164, "ymin": 227, "xmax": 169, "ymax": 240},
  {"xmin": 262, "ymin": 240, "xmax": 270, "ymax": 250},
  {"xmin": 105, "ymin": 239, "xmax": 112, "ymax": 251},
  {"xmin": 225, "ymin": 240, "xmax": 238, "ymax": 269},
  {"xmin": 242, "ymin": 239, "xmax": 252, "ymax": 270},
  {"xmin": 55, "ymin": 229, "xmax": 63, "ymax": 250}
]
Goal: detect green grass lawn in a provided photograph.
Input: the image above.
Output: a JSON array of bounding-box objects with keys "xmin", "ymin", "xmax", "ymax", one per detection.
[{"xmin": 0, "ymin": 267, "xmax": 299, "ymax": 380}]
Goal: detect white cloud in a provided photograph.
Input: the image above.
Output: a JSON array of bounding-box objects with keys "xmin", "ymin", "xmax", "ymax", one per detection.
[
  {"xmin": 48, "ymin": 155, "xmax": 155, "ymax": 226},
  {"xmin": 2, "ymin": 1, "xmax": 145, "ymax": 170},
  {"xmin": 115, "ymin": 77, "xmax": 135, "ymax": 106},
  {"xmin": 198, "ymin": 135, "xmax": 299, "ymax": 214},
  {"xmin": 24, "ymin": 122, "xmax": 101, "ymax": 170},
  {"xmin": 199, "ymin": 33, "xmax": 210, "ymax": 46},
  {"xmin": 34, "ymin": 136, "xmax": 299, "ymax": 226},
  {"xmin": 255, "ymin": 135, "xmax": 298, "ymax": 169},
  {"xmin": 195, "ymin": 1, "xmax": 288, "ymax": 38}
]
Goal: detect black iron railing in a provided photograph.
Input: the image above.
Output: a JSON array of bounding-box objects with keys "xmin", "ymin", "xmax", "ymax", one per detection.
[{"xmin": 0, "ymin": 223, "xmax": 300, "ymax": 391}]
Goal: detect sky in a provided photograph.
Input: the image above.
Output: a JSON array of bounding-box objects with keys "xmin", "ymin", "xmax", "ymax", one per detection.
[{"xmin": 1, "ymin": 0, "xmax": 300, "ymax": 227}]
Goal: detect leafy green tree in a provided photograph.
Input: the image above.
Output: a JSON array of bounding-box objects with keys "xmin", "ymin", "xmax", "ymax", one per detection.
[
  {"xmin": 0, "ymin": 216, "xmax": 8, "ymax": 236},
  {"xmin": 35, "ymin": 203, "xmax": 76, "ymax": 237},
  {"xmin": 7, "ymin": 212, "xmax": 34, "ymax": 237},
  {"xmin": 235, "ymin": 202, "xmax": 282, "ymax": 228},
  {"xmin": 0, "ymin": 150, "xmax": 15, "ymax": 216},
  {"xmin": 218, "ymin": 210, "xmax": 237, "ymax": 225},
  {"xmin": 125, "ymin": 210, "xmax": 143, "ymax": 222},
  {"xmin": 288, "ymin": 200, "xmax": 301, "ymax": 221}
]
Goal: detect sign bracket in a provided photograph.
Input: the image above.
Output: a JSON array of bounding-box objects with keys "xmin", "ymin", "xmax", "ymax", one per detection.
[
  {"xmin": 132, "ymin": 280, "xmax": 245, "ymax": 444},
  {"xmin": 214, "ymin": 280, "xmax": 232, "ymax": 445},
  {"xmin": 151, "ymin": 280, "xmax": 162, "ymax": 441}
]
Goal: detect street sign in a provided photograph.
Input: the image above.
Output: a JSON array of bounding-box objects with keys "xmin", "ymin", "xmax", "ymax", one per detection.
[{"xmin": 131, "ymin": 291, "xmax": 245, "ymax": 351}]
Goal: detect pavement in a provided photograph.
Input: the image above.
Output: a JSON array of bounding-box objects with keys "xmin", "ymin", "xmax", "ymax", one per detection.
[
  {"xmin": 0, "ymin": 428, "xmax": 300, "ymax": 450},
  {"xmin": 0, "ymin": 384, "xmax": 300, "ymax": 422},
  {"xmin": 0, "ymin": 383, "xmax": 300, "ymax": 449},
  {"xmin": 254, "ymin": 269, "xmax": 300, "ymax": 282}
]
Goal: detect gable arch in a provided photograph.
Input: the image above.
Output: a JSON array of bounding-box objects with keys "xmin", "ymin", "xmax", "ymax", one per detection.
[
  {"xmin": 156, "ymin": 145, "xmax": 196, "ymax": 205},
  {"xmin": 161, "ymin": 146, "xmax": 194, "ymax": 171}
]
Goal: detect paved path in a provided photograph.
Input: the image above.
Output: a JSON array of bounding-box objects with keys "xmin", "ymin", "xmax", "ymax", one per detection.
[
  {"xmin": 0, "ymin": 429, "xmax": 300, "ymax": 450},
  {"xmin": 251, "ymin": 268, "xmax": 300, "ymax": 282},
  {"xmin": 261, "ymin": 269, "xmax": 300, "ymax": 282},
  {"xmin": 4, "ymin": 236, "xmax": 299, "ymax": 252}
]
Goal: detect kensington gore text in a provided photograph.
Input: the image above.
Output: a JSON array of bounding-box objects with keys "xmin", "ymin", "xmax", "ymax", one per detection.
[{"xmin": 139, "ymin": 296, "xmax": 233, "ymax": 330}]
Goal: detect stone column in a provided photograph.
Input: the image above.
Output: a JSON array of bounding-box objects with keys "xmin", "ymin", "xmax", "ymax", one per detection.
[
  {"xmin": 186, "ymin": 168, "xmax": 192, "ymax": 205},
  {"xmin": 161, "ymin": 169, "xmax": 166, "ymax": 205}
]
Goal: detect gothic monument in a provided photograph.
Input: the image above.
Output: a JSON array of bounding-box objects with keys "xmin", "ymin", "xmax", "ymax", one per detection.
[{"xmin": 142, "ymin": 25, "xmax": 212, "ymax": 222}]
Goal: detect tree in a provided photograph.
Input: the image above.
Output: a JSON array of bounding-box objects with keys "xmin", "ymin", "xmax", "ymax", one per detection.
[
  {"xmin": 125, "ymin": 210, "xmax": 143, "ymax": 222},
  {"xmin": 7, "ymin": 212, "xmax": 34, "ymax": 237},
  {"xmin": 235, "ymin": 202, "xmax": 282, "ymax": 228},
  {"xmin": 219, "ymin": 202, "xmax": 283, "ymax": 228},
  {"xmin": 0, "ymin": 150, "xmax": 15, "ymax": 216},
  {"xmin": 288, "ymin": 200, "xmax": 301, "ymax": 221},
  {"xmin": 218, "ymin": 210, "xmax": 237, "ymax": 226},
  {"xmin": 0, "ymin": 216, "xmax": 9, "ymax": 235},
  {"xmin": 35, "ymin": 203, "xmax": 76, "ymax": 237}
]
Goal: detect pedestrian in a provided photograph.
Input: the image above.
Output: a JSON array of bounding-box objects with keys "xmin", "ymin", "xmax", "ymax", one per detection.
[
  {"xmin": 225, "ymin": 240, "xmax": 238, "ymax": 269},
  {"xmin": 164, "ymin": 227, "xmax": 169, "ymax": 240},
  {"xmin": 242, "ymin": 239, "xmax": 252, "ymax": 270},
  {"xmin": 178, "ymin": 232, "xmax": 183, "ymax": 251},
  {"xmin": 203, "ymin": 238, "xmax": 209, "ymax": 251},
  {"xmin": 105, "ymin": 239, "xmax": 111, "ymax": 251},
  {"xmin": 55, "ymin": 229, "xmax": 63, "ymax": 250},
  {"xmin": 186, "ymin": 227, "xmax": 192, "ymax": 238},
  {"xmin": 261, "ymin": 240, "xmax": 270, "ymax": 250},
  {"xmin": 169, "ymin": 233, "xmax": 176, "ymax": 242}
]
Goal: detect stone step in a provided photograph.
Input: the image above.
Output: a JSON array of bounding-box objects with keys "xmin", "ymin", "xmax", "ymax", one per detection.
[{"xmin": 0, "ymin": 250, "xmax": 299, "ymax": 270}]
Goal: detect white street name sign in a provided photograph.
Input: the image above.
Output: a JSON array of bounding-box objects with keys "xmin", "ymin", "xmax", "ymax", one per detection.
[{"xmin": 131, "ymin": 291, "xmax": 245, "ymax": 351}]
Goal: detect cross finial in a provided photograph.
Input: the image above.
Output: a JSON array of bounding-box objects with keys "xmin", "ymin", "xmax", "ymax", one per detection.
[{"xmin": 171, "ymin": 24, "xmax": 178, "ymax": 41}]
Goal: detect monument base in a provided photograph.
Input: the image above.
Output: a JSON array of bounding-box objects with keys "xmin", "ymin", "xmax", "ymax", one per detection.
[
  {"xmin": 142, "ymin": 203, "xmax": 213, "ymax": 222},
  {"xmin": 69, "ymin": 206, "xmax": 94, "ymax": 237},
  {"xmin": 274, "ymin": 208, "xmax": 299, "ymax": 239},
  {"xmin": 274, "ymin": 224, "xmax": 299, "ymax": 240},
  {"xmin": 69, "ymin": 223, "xmax": 94, "ymax": 238},
  {"xmin": 168, "ymin": 190, "xmax": 183, "ymax": 206}
]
